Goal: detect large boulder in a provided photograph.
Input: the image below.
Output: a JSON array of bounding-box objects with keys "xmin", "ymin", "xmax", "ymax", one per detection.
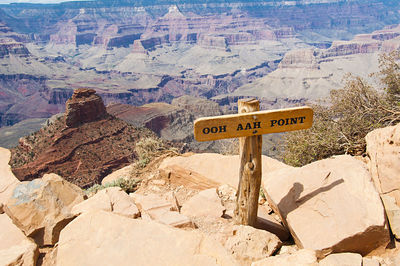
[
  {"xmin": 366, "ymin": 124, "xmax": 400, "ymax": 238},
  {"xmin": 0, "ymin": 147, "xmax": 20, "ymax": 205},
  {"xmin": 57, "ymin": 210, "xmax": 239, "ymax": 265},
  {"xmin": 4, "ymin": 173, "xmax": 85, "ymax": 246},
  {"xmin": 0, "ymin": 213, "xmax": 38, "ymax": 266},
  {"xmin": 159, "ymin": 153, "xmax": 288, "ymax": 188},
  {"xmin": 365, "ymin": 123, "xmax": 400, "ymax": 196},
  {"xmin": 263, "ymin": 155, "xmax": 389, "ymax": 257}
]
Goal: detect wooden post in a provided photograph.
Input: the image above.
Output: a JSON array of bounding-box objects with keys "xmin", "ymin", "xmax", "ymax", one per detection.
[{"xmin": 234, "ymin": 98, "xmax": 262, "ymax": 226}]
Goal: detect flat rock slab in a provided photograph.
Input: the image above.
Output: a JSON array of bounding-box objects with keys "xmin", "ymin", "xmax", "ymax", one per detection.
[
  {"xmin": 0, "ymin": 147, "xmax": 20, "ymax": 205},
  {"xmin": 319, "ymin": 253, "xmax": 362, "ymax": 266},
  {"xmin": 181, "ymin": 188, "xmax": 225, "ymax": 218},
  {"xmin": 251, "ymin": 249, "xmax": 318, "ymax": 266},
  {"xmin": 159, "ymin": 153, "xmax": 289, "ymax": 188},
  {"xmin": 263, "ymin": 155, "xmax": 389, "ymax": 257},
  {"xmin": 57, "ymin": 210, "xmax": 239, "ymax": 266},
  {"xmin": 4, "ymin": 173, "xmax": 85, "ymax": 246},
  {"xmin": 131, "ymin": 193, "xmax": 192, "ymax": 228},
  {"xmin": 0, "ymin": 213, "xmax": 38, "ymax": 266}
]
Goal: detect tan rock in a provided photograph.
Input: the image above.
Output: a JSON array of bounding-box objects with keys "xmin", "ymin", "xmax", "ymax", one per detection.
[
  {"xmin": 159, "ymin": 153, "xmax": 289, "ymax": 188},
  {"xmin": 71, "ymin": 189, "xmax": 112, "ymax": 215},
  {"xmin": 181, "ymin": 188, "xmax": 225, "ymax": 218},
  {"xmin": 225, "ymin": 225, "xmax": 282, "ymax": 265},
  {"xmin": 57, "ymin": 210, "xmax": 239, "ymax": 266},
  {"xmin": 131, "ymin": 193, "xmax": 173, "ymax": 217},
  {"xmin": 381, "ymin": 194, "xmax": 400, "ymax": 240},
  {"xmin": 362, "ymin": 257, "xmax": 380, "ymax": 266},
  {"xmin": 101, "ymin": 164, "xmax": 134, "ymax": 185},
  {"xmin": 217, "ymin": 184, "xmax": 236, "ymax": 202},
  {"xmin": 41, "ymin": 247, "xmax": 58, "ymax": 266},
  {"xmin": 319, "ymin": 253, "xmax": 362, "ymax": 266},
  {"xmin": 106, "ymin": 187, "xmax": 140, "ymax": 218},
  {"xmin": 366, "ymin": 124, "xmax": 400, "ymax": 239},
  {"xmin": 366, "ymin": 124, "xmax": 400, "ymax": 195},
  {"xmin": 131, "ymin": 193, "xmax": 192, "ymax": 227},
  {"xmin": 72, "ymin": 187, "xmax": 140, "ymax": 219},
  {"xmin": 4, "ymin": 173, "xmax": 85, "ymax": 246},
  {"xmin": 263, "ymin": 155, "xmax": 389, "ymax": 257},
  {"xmin": 155, "ymin": 211, "xmax": 194, "ymax": 228},
  {"xmin": 0, "ymin": 147, "xmax": 20, "ymax": 205},
  {"xmin": 251, "ymin": 249, "xmax": 318, "ymax": 266},
  {"xmin": 0, "ymin": 213, "xmax": 38, "ymax": 266}
]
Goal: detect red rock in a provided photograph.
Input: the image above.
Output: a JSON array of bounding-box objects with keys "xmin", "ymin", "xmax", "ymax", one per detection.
[{"xmin": 64, "ymin": 88, "xmax": 107, "ymax": 128}]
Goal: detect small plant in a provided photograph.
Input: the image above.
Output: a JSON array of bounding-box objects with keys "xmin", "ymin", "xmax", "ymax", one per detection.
[
  {"xmin": 134, "ymin": 136, "xmax": 178, "ymax": 168},
  {"xmin": 85, "ymin": 178, "xmax": 141, "ymax": 196}
]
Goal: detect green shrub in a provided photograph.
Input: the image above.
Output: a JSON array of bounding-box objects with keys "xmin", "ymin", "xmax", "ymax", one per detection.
[
  {"xmin": 85, "ymin": 178, "xmax": 141, "ymax": 196},
  {"xmin": 283, "ymin": 53, "xmax": 400, "ymax": 167}
]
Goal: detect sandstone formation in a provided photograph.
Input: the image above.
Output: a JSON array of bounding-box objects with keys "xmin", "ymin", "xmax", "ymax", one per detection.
[
  {"xmin": 4, "ymin": 173, "xmax": 84, "ymax": 246},
  {"xmin": 366, "ymin": 123, "xmax": 400, "ymax": 240},
  {"xmin": 0, "ymin": 147, "xmax": 19, "ymax": 205},
  {"xmin": 72, "ymin": 187, "xmax": 140, "ymax": 219},
  {"xmin": 366, "ymin": 123, "xmax": 400, "ymax": 196},
  {"xmin": 64, "ymin": 88, "xmax": 107, "ymax": 128},
  {"xmin": 263, "ymin": 155, "xmax": 390, "ymax": 257},
  {"xmin": 159, "ymin": 153, "xmax": 289, "ymax": 188},
  {"xmin": 9, "ymin": 89, "xmax": 158, "ymax": 188},
  {"xmin": 0, "ymin": 213, "xmax": 38, "ymax": 266},
  {"xmin": 57, "ymin": 210, "xmax": 238, "ymax": 265}
]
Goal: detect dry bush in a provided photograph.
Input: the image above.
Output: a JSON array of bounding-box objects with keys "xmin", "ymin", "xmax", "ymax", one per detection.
[
  {"xmin": 283, "ymin": 53, "xmax": 400, "ymax": 167},
  {"xmin": 134, "ymin": 136, "xmax": 178, "ymax": 168}
]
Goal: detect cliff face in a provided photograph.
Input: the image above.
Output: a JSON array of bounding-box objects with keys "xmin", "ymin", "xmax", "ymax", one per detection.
[
  {"xmin": 9, "ymin": 89, "xmax": 157, "ymax": 188},
  {"xmin": 2, "ymin": 1, "xmax": 399, "ymax": 49}
]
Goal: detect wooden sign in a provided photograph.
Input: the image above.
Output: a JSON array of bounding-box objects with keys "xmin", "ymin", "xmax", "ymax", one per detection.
[
  {"xmin": 194, "ymin": 106, "xmax": 313, "ymax": 142},
  {"xmin": 193, "ymin": 100, "xmax": 313, "ymax": 227}
]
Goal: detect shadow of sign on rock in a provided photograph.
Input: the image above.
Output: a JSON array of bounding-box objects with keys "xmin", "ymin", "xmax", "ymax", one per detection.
[{"xmin": 278, "ymin": 177, "xmax": 345, "ymax": 222}]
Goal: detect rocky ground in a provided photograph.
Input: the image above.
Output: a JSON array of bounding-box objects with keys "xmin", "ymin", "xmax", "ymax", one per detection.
[{"xmin": 0, "ymin": 116, "xmax": 400, "ymax": 265}]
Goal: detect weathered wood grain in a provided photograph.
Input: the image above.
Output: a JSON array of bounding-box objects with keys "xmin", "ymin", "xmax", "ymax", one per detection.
[
  {"xmin": 194, "ymin": 106, "xmax": 313, "ymax": 141},
  {"xmin": 234, "ymin": 99, "xmax": 262, "ymax": 226}
]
